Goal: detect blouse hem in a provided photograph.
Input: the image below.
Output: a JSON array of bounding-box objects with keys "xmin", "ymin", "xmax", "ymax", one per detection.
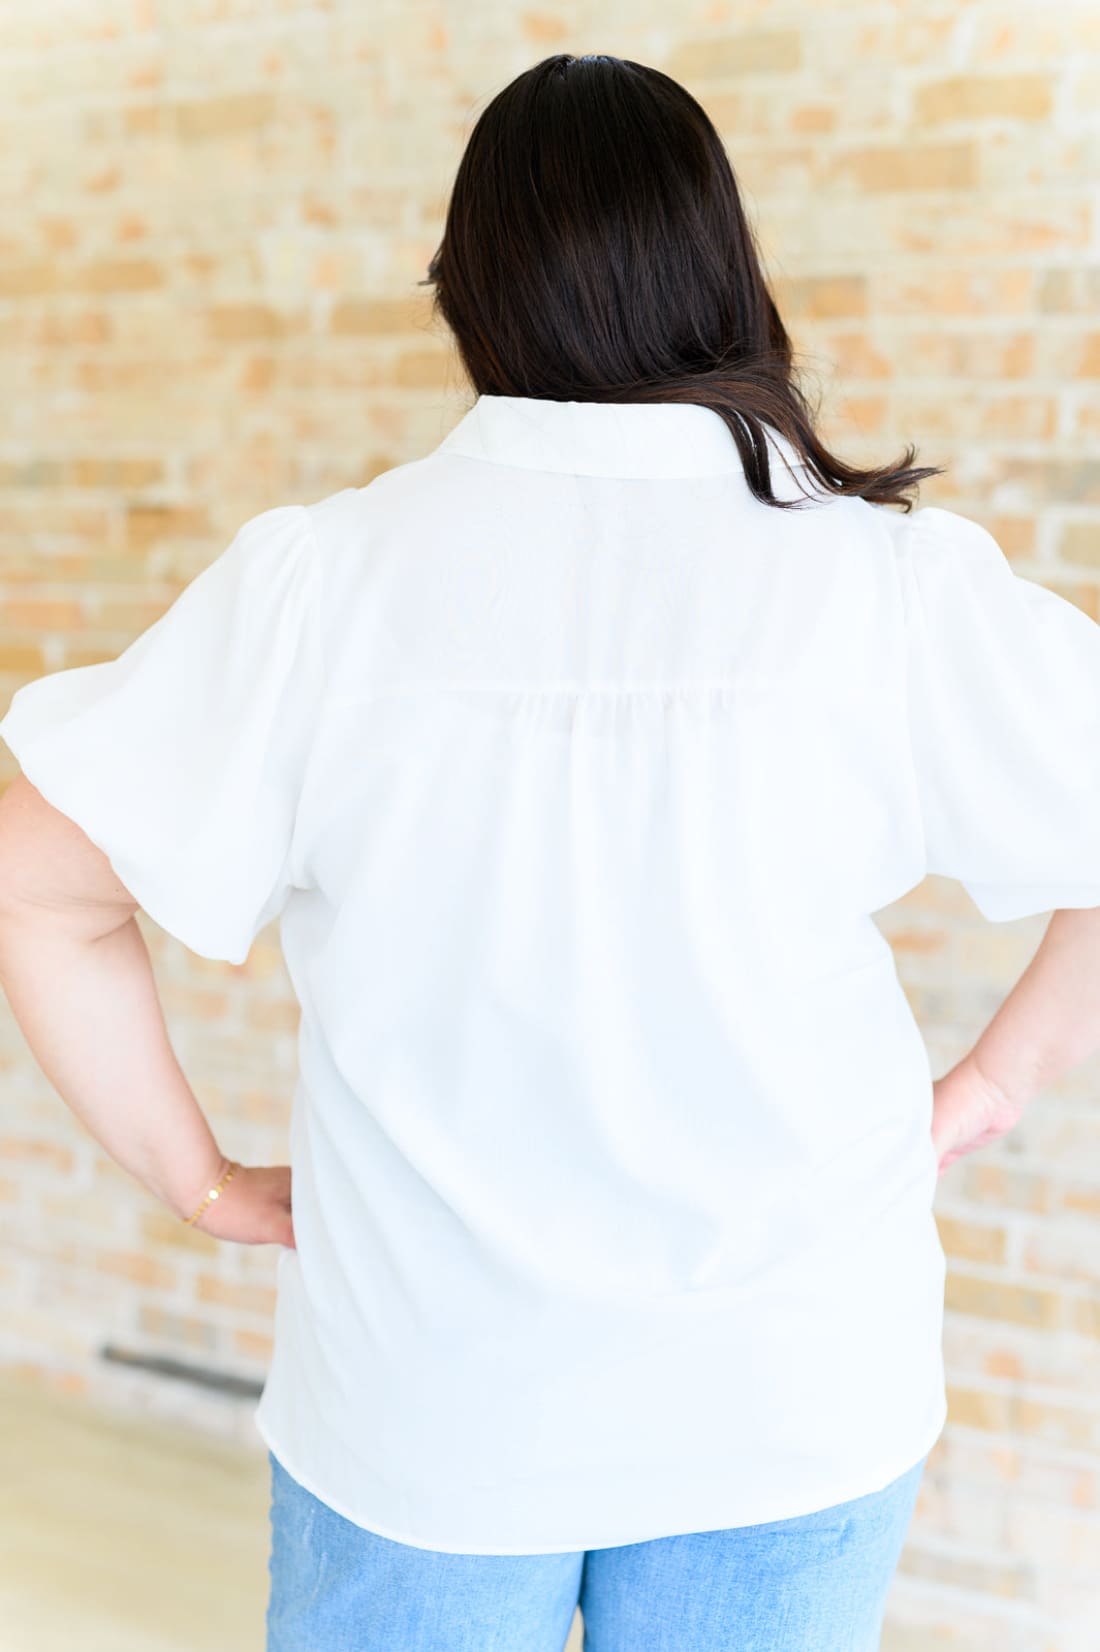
[{"xmin": 253, "ymin": 1394, "xmax": 948, "ymax": 1557}]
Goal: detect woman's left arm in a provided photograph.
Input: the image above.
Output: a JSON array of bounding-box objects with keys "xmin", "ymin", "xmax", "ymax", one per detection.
[
  {"xmin": 0, "ymin": 773, "xmax": 293, "ymax": 1246},
  {"xmin": 0, "ymin": 503, "xmax": 320, "ymax": 1249}
]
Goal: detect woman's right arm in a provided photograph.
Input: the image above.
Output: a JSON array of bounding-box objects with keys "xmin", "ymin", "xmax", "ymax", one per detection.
[
  {"xmin": 889, "ymin": 502, "xmax": 1100, "ymax": 1174},
  {"xmin": 932, "ymin": 905, "xmax": 1100, "ymax": 1174}
]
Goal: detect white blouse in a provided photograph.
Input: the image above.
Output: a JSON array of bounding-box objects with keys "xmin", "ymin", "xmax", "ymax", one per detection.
[{"xmin": 4, "ymin": 394, "xmax": 1100, "ymax": 1555}]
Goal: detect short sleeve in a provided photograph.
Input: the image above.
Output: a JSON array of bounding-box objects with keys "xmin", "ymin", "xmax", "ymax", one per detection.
[
  {"xmin": 897, "ymin": 504, "xmax": 1100, "ymax": 923},
  {"xmin": 0, "ymin": 503, "xmax": 324, "ymax": 964}
]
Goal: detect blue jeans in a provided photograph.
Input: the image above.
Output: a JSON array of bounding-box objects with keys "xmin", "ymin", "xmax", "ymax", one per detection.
[{"xmin": 265, "ymin": 1448, "xmax": 927, "ymax": 1650}]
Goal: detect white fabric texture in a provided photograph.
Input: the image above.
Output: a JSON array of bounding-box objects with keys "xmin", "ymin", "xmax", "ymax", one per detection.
[
  {"xmin": 0, "ymin": 503, "xmax": 323, "ymax": 965},
  {"xmin": 896, "ymin": 504, "xmax": 1100, "ymax": 921},
  {"xmin": 3, "ymin": 393, "xmax": 1099, "ymax": 1553}
]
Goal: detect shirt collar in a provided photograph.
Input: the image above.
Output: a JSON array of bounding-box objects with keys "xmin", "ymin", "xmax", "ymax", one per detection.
[{"xmin": 435, "ymin": 394, "xmax": 812, "ymax": 483}]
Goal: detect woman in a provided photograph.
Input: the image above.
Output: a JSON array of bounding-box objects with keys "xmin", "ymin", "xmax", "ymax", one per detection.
[{"xmin": 1, "ymin": 50, "xmax": 1099, "ymax": 1652}]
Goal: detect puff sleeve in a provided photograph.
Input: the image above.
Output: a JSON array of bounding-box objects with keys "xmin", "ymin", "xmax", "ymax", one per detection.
[
  {"xmin": 0, "ymin": 502, "xmax": 324, "ymax": 964},
  {"xmin": 897, "ymin": 504, "xmax": 1100, "ymax": 923}
]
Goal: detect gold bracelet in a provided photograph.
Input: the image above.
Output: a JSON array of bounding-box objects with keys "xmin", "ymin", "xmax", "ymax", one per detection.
[{"xmin": 183, "ymin": 1158, "xmax": 241, "ymax": 1227}]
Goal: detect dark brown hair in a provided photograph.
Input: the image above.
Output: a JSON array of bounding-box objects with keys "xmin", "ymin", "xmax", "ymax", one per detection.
[{"xmin": 422, "ymin": 53, "xmax": 942, "ymax": 511}]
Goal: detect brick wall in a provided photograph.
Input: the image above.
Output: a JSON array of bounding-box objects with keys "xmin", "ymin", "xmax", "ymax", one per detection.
[{"xmin": 1, "ymin": 3, "xmax": 1099, "ymax": 1646}]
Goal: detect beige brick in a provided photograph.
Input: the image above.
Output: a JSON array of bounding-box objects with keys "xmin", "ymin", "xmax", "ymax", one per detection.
[
  {"xmin": 790, "ymin": 104, "xmax": 836, "ymax": 135},
  {"xmin": 664, "ymin": 31, "xmax": 803, "ymax": 81},
  {"xmin": 138, "ymin": 1305, "xmax": 220, "ymax": 1352},
  {"xmin": 1072, "ymin": 397, "xmax": 1100, "ymax": 441},
  {"xmin": 829, "ymin": 142, "xmax": 979, "ymax": 192},
  {"xmin": 520, "ymin": 12, "xmax": 571, "ymax": 44},
  {"xmin": 138, "ymin": 1208, "xmax": 219, "ymax": 1253},
  {"xmin": 66, "ymin": 457, "xmax": 164, "ymax": 489},
  {"xmin": 821, "ymin": 331, "xmax": 894, "ymax": 378},
  {"xmin": 889, "ymin": 926, "xmax": 950, "ymax": 956},
  {"xmin": 0, "ymin": 595, "xmax": 86, "ymax": 630},
  {"xmin": 0, "ymin": 642, "xmax": 48, "ymax": 673},
  {"xmin": 357, "ymin": 454, "xmax": 400, "ymax": 485},
  {"xmin": 0, "ymin": 260, "xmax": 57, "ymax": 299},
  {"xmin": 997, "ymin": 459, "xmax": 1100, "ymax": 504},
  {"xmin": 834, "ymin": 393, "xmax": 888, "ymax": 433},
  {"xmin": 897, "ymin": 1540, "xmax": 1034, "ymax": 1600},
  {"xmin": 986, "ymin": 515, "xmax": 1036, "ymax": 558},
  {"xmin": 1013, "ymin": 1396, "xmax": 1100, "ymax": 1451},
  {"xmin": 707, "ymin": 90, "xmax": 777, "ymax": 138},
  {"xmin": 936, "ymin": 1216, "xmax": 1009, "ymax": 1265},
  {"xmin": 96, "ymin": 1249, "xmax": 176, "ymax": 1289},
  {"xmin": 945, "ymin": 1270, "xmax": 1064, "ymax": 1329},
  {"xmin": 914, "ymin": 74, "xmax": 1055, "ymax": 125},
  {"xmin": 1072, "ymin": 1297, "xmax": 1100, "ymax": 1342},
  {"xmin": 1075, "ymin": 334, "xmax": 1100, "ymax": 377},
  {"xmin": 330, "ymin": 296, "xmax": 431, "ymax": 335},
  {"xmin": 1061, "ymin": 1183, "xmax": 1100, "ymax": 1220},
  {"xmin": 240, "ymin": 354, "xmax": 277, "ymax": 391},
  {"xmin": 0, "ymin": 458, "xmax": 66, "ymax": 488},
  {"xmin": 974, "ymin": 15, "xmax": 1100, "ymax": 65},
  {"xmin": 195, "ymin": 1273, "xmax": 277, "ymax": 1314},
  {"xmin": 1004, "ymin": 1496, "xmax": 1100, "ymax": 1570},
  {"xmin": 124, "ymin": 504, "xmax": 212, "ymax": 552},
  {"xmin": 232, "ymin": 937, "xmax": 285, "ymax": 981},
  {"xmin": 85, "ymin": 595, "xmax": 176, "ymax": 631},
  {"xmin": 122, "ymin": 104, "xmax": 165, "ymax": 138},
  {"xmin": 980, "ymin": 396, "xmax": 1058, "ymax": 439},
  {"xmin": 392, "ymin": 347, "xmax": 453, "ymax": 389},
  {"xmin": 1020, "ymin": 1224, "xmax": 1100, "ymax": 1286},
  {"xmin": 872, "ymin": 267, "xmax": 1033, "ymax": 317},
  {"xmin": 173, "ymin": 91, "xmax": 278, "ymax": 141},
  {"xmin": 845, "ymin": 14, "xmax": 959, "ymax": 68},
  {"xmin": 207, "ymin": 304, "xmax": 303, "ymax": 342},
  {"xmin": 1038, "ymin": 265, "xmax": 1100, "ymax": 313},
  {"xmin": 730, "ymin": 146, "xmax": 816, "ymax": 195},
  {"xmin": 70, "ymin": 258, "xmax": 163, "ymax": 293},
  {"xmin": 160, "ymin": 985, "xmax": 232, "ymax": 1021},
  {"xmin": 233, "ymin": 1327, "xmax": 274, "ymax": 1362},
  {"xmin": 957, "ymin": 1163, "xmax": 1057, "ymax": 1215},
  {"xmin": 0, "ymin": 1137, "xmax": 75, "ymax": 1174},
  {"xmin": 773, "ymin": 274, "xmax": 866, "ymax": 319},
  {"xmin": 247, "ymin": 999, "xmax": 301, "ymax": 1033},
  {"xmin": 890, "ymin": 393, "xmax": 1057, "ymax": 441},
  {"xmin": 38, "ymin": 309, "xmax": 113, "ymax": 345}
]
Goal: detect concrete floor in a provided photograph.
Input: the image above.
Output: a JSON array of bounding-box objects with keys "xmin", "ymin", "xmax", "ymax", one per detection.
[{"xmin": 0, "ymin": 1369, "xmax": 584, "ymax": 1651}]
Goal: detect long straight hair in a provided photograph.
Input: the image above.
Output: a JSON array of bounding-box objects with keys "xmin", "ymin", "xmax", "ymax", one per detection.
[{"xmin": 423, "ymin": 53, "xmax": 941, "ymax": 511}]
